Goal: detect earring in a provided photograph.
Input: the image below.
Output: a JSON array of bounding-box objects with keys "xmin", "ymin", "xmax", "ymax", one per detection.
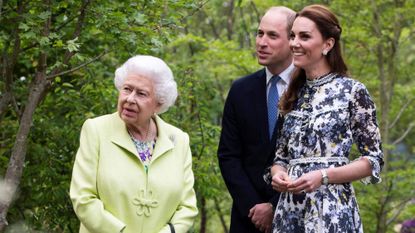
[{"xmin": 322, "ymin": 50, "xmax": 328, "ymax": 56}]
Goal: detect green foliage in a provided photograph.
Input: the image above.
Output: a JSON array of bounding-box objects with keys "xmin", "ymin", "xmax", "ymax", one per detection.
[
  {"xmin": 3, "ymin": 60, "xmax": 119, "ymax": 231},
  {"xmin": 356, "ymin": 160, "xmax": 415, "ymax": 232},
  {"xmin": 331, "ymin": 1, "xmax": 415, "ymax": 231},
  {"xmin": 0, "ymin": 0, "xmax": 201, "ymax": 231},
  {"xmin": 1, "ymin": 0, "xmax": 415, "ymax": 232}
]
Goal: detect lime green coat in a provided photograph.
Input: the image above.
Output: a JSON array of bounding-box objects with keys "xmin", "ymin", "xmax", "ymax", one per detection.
[{"xmin": 70, "ymin": 113, "xmax": 198, "ymax": 233}]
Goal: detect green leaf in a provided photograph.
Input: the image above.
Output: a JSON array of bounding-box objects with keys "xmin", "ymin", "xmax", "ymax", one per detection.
[
  {"xmin": 38, "ymin": 11, "xmax": 51, "ymax": 20},
  {"xmin": 39, "ymin": 37, "xmax": 50, "ymax": 46},
  {"xmin": 66, "ymin": 37, "xmax": 80, "ymax": 52},
  {"xmin": 53, "ymin": 40, "xmax": 64, "ymax": 48},
  {"xmin": 18, "ymin": 23, "xmax": 30, "ymax": 31},
  {"xmin": 62, "ymin": 83, "xmax": 74, "ymax": 88},
  {"xmin": 133, "ymin": 12, "xmax": 146, "ymax": 24}
]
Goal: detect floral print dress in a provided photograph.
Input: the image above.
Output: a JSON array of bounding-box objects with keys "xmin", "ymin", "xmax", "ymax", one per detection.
[
  {"xmin": 270, "ymin": 73, "xmax": 383, "ymax": 233},
  {"xmin": 129, "ymin": 133, "xmax": 156, "ymax": 173}
]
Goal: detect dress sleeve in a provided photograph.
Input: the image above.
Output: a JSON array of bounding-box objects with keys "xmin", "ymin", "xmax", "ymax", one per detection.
[
  {"xmin": 70, "ymin": 119, "xmax": 126, "ymax": 232},
  {"xmin": 273, "ymin": 131, "xmax": 290, "ymax": 169},
  {"xmin": 263, "ymin": 116, "xmax": 290, "ymax": 184},
  {"xmin": 350, "ymin": 82, "xmax": 384, "ymax": 184}
]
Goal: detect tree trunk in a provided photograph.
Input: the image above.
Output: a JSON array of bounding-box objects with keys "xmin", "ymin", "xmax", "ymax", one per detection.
[
  {"xmin": 0, "ymin": 73, "xmax": 50, "ymax": 231},
  {"xmin": 214, "ymin": 197, "xmax": 229, "ymax": 233},
  {"xmin": 225, "ymin": 0, "xmax": 234, "ymax": 41},
  {"xmin": 0, "ymin": 92, "xmax": 12, "ymax": 118},
  {"xmin": 370, "ymin": 1, "xmax": 408, "ymax": 232},
  {"xmin": 370, "ymin": 2, "xmax": 388, "ymax": 233},
  {"xmin": 238, "ymin": 6, "xmax": 251, "ymax": 48},
  {"xmin": 199, "ymin": 197, "xmax": 207, "ymax": 233},
  {"xmin": 0, "ymin": 1, "xmax": 51, "ymax": 229},
  {"xmin": 0, "ymin": 0, "xmax": 3, "ymax": 18},
  {"xmin": 0, "ymin": 1, "xmax": 24, "ymax": 121}
]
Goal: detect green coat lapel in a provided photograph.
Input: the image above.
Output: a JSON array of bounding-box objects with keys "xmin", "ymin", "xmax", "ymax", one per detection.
[
  {"xmin": 152, "ymin": 115, "xmax": 174, "ymax": 161},
  {"xmin": 109, "ymin": 113, "xmax": 137, "ymax": 156},
  {"xmin": 108, "ymin": 113, "xmax": 174, "ymax": 160}
]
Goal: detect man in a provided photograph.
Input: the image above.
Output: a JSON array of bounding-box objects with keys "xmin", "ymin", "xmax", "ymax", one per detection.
[{"xmin": 217, "ymin": 7, "xmax": 296, "ymax": 233}]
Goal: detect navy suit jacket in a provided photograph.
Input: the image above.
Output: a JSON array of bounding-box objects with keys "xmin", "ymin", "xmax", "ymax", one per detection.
[{"xmin": 218, "ymin": 69, "xmax": 280, "ymax": 233}]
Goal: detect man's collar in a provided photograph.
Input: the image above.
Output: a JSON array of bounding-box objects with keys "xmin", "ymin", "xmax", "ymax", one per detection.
[{"xmin": 265, "ymin": 63, "xmax": 295, "ymax": 84}]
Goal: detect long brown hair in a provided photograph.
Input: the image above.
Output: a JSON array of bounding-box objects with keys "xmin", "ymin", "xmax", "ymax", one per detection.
[{"xmin": 280, "ymin": 4, "xmax": 348, "ymax": 115}]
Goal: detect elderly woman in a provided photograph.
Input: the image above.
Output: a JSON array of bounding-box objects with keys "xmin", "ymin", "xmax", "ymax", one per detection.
[{"xmin": 70, "ymin": 55, "xmax": 198, "ymax": 233}]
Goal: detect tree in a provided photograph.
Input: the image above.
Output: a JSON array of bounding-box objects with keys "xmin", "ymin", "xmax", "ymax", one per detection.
[
  {"xmin": 327, "ymin": 0, "xmax": 415, "ymax": 232},
  {"xmin": 0, "ymin": 0, "xmax": 198, "ymax": 231}
]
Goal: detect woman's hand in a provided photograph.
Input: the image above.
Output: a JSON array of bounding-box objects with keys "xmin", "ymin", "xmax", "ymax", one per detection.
[
  {"xmin": 271, "ymin": 170, "xmax": 292, "ymax": 192},
  {"xmin": 287, "ymin": 170, "xmax": 322, "ymax": 194}
]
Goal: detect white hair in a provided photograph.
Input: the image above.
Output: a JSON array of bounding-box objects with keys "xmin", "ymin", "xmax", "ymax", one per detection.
[{"xmin": 114, "ymin": 55, "xmax": 178, "ymax": 114}]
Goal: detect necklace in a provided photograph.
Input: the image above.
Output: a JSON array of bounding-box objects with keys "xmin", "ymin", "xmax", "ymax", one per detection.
[
  {"xmin": 306, "ymin": 71, "xmax": 331, "ymax": 81},
  {"xmin": 306, "ymin": 73, "xmax": 337, "ymax": 87},
  {"xmin": 128, "ymin": 119, "xmax": 157, "ymax": 170},
  {"xmin": 128, "ymin": 118, "xmax": 153, "ymax": 142}
]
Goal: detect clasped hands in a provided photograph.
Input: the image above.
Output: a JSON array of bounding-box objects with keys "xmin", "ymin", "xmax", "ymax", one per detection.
[
  {"xmin": 248, "ymin": 202, "xmax": 273, "ymax": 233},
  {"xmin": 271, "ymin": 170, "xmax": 322, "ymax": 194}
]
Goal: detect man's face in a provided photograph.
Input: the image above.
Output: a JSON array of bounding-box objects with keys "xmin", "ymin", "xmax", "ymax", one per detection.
[{"xmin": 256, "ymin": 12, "xmax": 292, "ymax": 72}]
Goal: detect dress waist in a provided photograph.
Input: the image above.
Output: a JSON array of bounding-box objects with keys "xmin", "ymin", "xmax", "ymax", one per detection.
[{"xmin": 289, "ymin": 157, "xmax": 349, "ymax": 166}]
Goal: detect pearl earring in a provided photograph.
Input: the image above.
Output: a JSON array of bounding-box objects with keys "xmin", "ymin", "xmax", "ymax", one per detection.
[{"xmin": 322, "ymin": 50, "xmax": 328, "ymax": 56}]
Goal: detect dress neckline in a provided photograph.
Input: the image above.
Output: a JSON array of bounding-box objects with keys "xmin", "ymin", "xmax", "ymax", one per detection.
[{"xmin": 306, "ymin": 73, "xmax": 337, "ymax": 87}]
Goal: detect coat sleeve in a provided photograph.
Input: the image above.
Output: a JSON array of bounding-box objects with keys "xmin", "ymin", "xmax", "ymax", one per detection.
[
  {"xmin": 217, "ymin": 85, "xmax": 263, "ymax": 217},
  {"xmin": 159, "ymin": 133, "xmax": 198, "ymax": 233},
  {"xmin": 70, "ymin": 119, "xmax": 126, "ymax": 233}
]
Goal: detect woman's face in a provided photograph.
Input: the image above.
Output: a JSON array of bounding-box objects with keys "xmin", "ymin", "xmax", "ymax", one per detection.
[
  {"xmin": 117, "ymin": 75, "xmax": 160, "ymax": 127},
  {"xmin": 289, "ymin": 16, "xmax": 332, "ymax": 73}
]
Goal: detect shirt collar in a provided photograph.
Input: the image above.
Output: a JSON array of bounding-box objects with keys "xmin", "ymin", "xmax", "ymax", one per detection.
[{"xmin": 265, "ymin": 63, "xmax": 295, "ymax": 85}]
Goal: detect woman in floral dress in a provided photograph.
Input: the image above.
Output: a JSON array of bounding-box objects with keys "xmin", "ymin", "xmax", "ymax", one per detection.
[{"xmin": 267, "ymin": 5, "xmax": 384, "ymax": 233}]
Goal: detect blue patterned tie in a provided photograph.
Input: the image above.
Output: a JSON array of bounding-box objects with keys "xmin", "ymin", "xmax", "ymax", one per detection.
[{"xmin": 268, "ymin": 75, "xmax": 280, "ymax": 138}]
